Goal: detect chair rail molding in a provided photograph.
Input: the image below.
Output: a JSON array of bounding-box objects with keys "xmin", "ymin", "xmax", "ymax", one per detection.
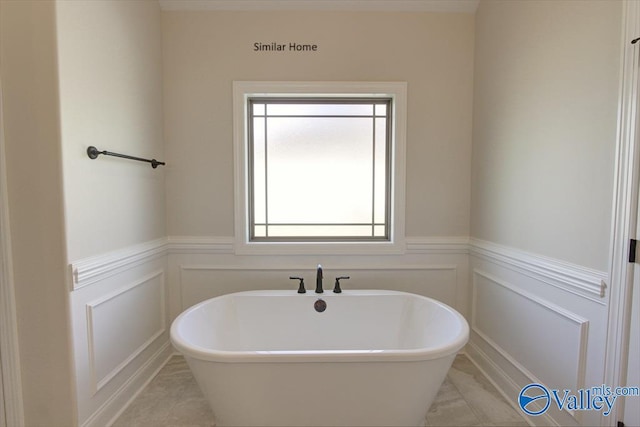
[
  {"xmin": 70, "ymin": 238, "xmax": 167, "ymax": 290},
  {"xmin": 165, "ymin": 235, "xmax": 470, "ymax": 256},
  {"xmin": 166, "ymin": 236, "xmax": 234, "ymax": 254},
  {"xmin": 469, "ymin": 238, "xmax": 608, "ymax": 303}
]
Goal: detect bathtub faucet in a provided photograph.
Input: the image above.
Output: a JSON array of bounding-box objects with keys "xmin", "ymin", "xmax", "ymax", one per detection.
[{"xmin": 315, "ymin": 264, "xmax": 323, "ymax": 293}]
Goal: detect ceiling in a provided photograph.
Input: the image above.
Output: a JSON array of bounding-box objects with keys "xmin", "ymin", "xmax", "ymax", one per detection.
[{"xmin": 159, "ymin": 0, "xmax": 480, "ymax": 13}]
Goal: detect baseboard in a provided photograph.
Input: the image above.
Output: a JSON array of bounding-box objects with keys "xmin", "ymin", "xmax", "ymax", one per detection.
[
  {"xmin": 82, "ymin": 341, "xmax": 173, "ymax": 427},
  {"xmin": 465, "ymin": 342, "xmax": 555, "ymax": 427}
]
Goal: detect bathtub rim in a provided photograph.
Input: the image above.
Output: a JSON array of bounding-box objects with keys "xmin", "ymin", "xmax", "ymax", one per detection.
[{"xmin": 170, "ymin": 289, "xmax": 469, "ymax": 364}]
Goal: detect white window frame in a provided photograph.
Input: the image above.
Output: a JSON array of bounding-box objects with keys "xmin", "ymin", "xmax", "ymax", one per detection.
[{"xmin": 233, "ymin": 81, "xmax": 407, "ymax": 255}]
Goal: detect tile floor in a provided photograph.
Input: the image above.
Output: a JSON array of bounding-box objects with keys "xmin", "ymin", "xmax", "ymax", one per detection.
[{"xmin": 112, "ymin": 354, "xmax": 530, "ymax": 427}]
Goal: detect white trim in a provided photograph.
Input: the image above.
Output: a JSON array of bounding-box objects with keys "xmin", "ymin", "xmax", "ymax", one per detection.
[
  {"xmin": 0, "ymin": 75, "xmax": 25, "ymax": 427},
  {"xmin": 464, "ymin": 344, "xmax": 550, "ymax": 427},
  {"xmin": 604, "ymin": 1, "xmax": 640, "ymax": 425},
  {"xmin": 71, "ymin": 235, "xmax": 467, "ymax": 293},
  {"xmin": 471, "ymin": 269, "xmax": 589, "ymax": 403},
  {"xmin": 166, "ymin": 236, "xmax": 234, "ymax": 254},
  {"xmin": 164, "ymin": 235, "xmax": 468, "ymax": 255},
  {"xmin": 86, "ymin": 271, "xmax": 166, "ymax": 395},
  {"xmin": 470, "ymin": 238, "xmax": 608, "ymax": 303},
  {"xmin": 159, "ymin": 0, "xmax": 479, "ymax": 13},
  {"xmin": 180, "ymin": 263, "xmax": 458, "ymax": 272},
  {"xmin": 405, "ymin": 236, "xmax": 469, "ymax": 254},
  {"xmin": 87, "ymin": 342, "xmax": 173, "ymax": 427},
  {"xmin": 469, "ymin": 269, "xmax": 589, "ymax": 425},
  {"xmin": 232, "ymin": 81, "xmax": 407, "ymax": 256},
  {"xmin": 73, "ymin": 236, "xmax": 602, "ymax": 294},
  {"xmin": 70, "ymin": 238, "xmax": 167, "ymax": 290}
]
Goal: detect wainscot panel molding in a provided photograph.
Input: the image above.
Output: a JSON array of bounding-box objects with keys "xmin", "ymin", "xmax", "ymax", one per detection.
[
  {"xmin": 71, "ymin": 238, "xmax": 167, "ymax": 290},
  {"xmin": 177, "ymin": 264, "xmax": 460, "ymax": 313},
  {"xmin": 165, "ymin": 235, "xmax": 472, "ymax": 322},
  {"xmin": 469, "ymin": 238, "xmax": 607, "ymax": 303},
  {"xmin": 70, "ymin": 241, "xmax": 170, "ymax": 427},
  {"xmin": 468, "ymin": 241, "xmax": 611, "ymax": 427},
  {"xmin": 472, "ymin": 271, "xmax": 589, "ymax": 407},
  {"xmin": 86, "ymin": 271, "xmax": 166, "ymax": 395}
]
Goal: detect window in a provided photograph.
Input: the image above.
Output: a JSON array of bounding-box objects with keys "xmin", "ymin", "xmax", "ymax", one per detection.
[
  {"xmin": 248, "ymin": 98, "xmax": 391, "ymax": 241},
  {"xmin": 233, "ymin": 82, "xmax": 406, "ymax": 254}
]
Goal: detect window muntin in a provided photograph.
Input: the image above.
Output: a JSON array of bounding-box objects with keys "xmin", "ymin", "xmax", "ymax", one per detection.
[{"xmin": 248, "ymin": 98, "xmax": 392, "ymax": 242}]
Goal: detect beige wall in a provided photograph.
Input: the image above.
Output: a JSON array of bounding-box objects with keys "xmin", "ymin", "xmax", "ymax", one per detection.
[
  {"xmin": 54, "ymin": 2, "xmax": 169, "ymax": 424},
  {"xmin": 162, "ymin": 11, "xmax": 475, "ymax": 238},
  {"xmin": 0, "ymin": 1, "xmax": 625, "ymax": 424},
  {"xmin": 1, "ymin": 1, "xmax": 167, "ymax": 424},
  {"xmin": 470, "ymin": 0, "xmax": 622, "ymax": 270},
  {"xmin": 57, "ymin": 0, "xmax": 166, "ymax": 262},
  {"xmin": 0, "ymin": 1, "xmax": 75, "ymax": 425}
]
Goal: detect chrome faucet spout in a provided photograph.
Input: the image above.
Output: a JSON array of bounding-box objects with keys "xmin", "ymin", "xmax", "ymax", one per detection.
[{"xmin": 315, "ymin": 264, "xmax": 323, "ymax": 293}]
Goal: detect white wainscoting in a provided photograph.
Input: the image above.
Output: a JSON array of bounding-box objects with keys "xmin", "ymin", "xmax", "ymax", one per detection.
[
  {"xmin": 165, "ymin": 236, "xmax": 471, "ymax": 324},
  {"xmin": 473, "ymin": 270, "xmax": 589, "ymax": 394},
  {"xmin": 67, "ymin": 236, "xmax": 614, "ymax": 427},
  {"xmin": 69, "ymin": 241, "xmax": 171, "ymax": 427},
  {"xmin": 68, "ymin": 235, "xmax": 469, "ymax": 427},
  {"xmin": 86, "ymin": 270, "xmax": 166, "ymax": 394},
  {"xmin": 178, "ymin": 264, "xmax": 459, "ymax": 310},
  {"xmin": 468, "ymin": 239, "xmax": 609, "ymax": 427}
]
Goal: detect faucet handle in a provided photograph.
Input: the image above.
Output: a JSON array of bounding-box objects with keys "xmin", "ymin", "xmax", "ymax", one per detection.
[
  {"xmin": 333, "ymin": 276, "xmax": 350, "ymax": 293},
  {"xmin": 290, "ymin": 276, "xmax": 306, "ymax": 294}
]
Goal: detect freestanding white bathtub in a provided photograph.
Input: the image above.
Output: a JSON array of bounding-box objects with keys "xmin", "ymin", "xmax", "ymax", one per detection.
[{"xmin": 170, "ymin": 290, "xmax": 469, "ymax": 427}]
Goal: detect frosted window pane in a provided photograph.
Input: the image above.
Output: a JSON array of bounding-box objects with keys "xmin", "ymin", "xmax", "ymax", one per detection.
[
  {"xmin": 268, "ymin": 103, "xmax": 373, "ymax": 116},
  {"xmin": 268, "ymin": 225, "xmax": 374, "ymax": 237},
  {"xmin": 374, "ymin": 118, "xmax": 387, "ymax": 223},
  {"xmin": 374, "ymin": 225, "xmax": 386, "ymax": 237},
  {"xmin": 266, "ymin": 117, "xmax": 373, "ymax": 224},
  {"xmin": 254, "ymin": 225, "xmax": 267, "ymax": 237},
  {"xmin": 253, "ymin": 103, "xmax": 265, "ymax": 116},
  {"xmin": 375, "ymin": 104, "xmax": 387, "ymax": 116},
  {"xmin": 252, "ymin": 117, "xmax": 266, "ymax": 223}
]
